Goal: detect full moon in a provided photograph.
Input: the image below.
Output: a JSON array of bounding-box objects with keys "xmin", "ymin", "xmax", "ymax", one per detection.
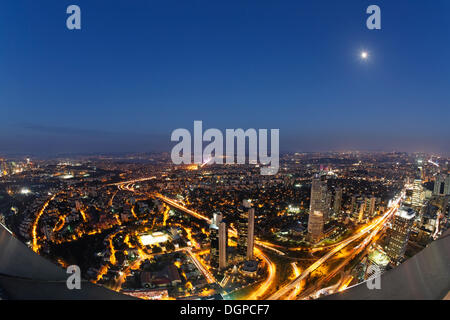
[{"xmin": 361, "ymin": 51, "xmax": 369, "ymax": 59}]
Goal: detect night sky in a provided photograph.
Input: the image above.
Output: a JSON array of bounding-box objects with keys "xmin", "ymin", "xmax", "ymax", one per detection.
[{"xmin": 1, "ymin": 0, "xmax": 449, "ymax": 155}]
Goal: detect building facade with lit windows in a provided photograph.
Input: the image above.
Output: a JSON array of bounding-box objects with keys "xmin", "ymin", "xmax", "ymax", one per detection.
[
  {"xmin": 385, "ymin": 206, "xmax": 415, "ymax": 265},
  {"xmin": 434, "ymin": 174, "xmax": 450, "ymax": 196},
  {"xmin": 236, "ymin": 200, "xmax": 255, "ymax": 261},
  {"xmin": 308, "ymin": 210, "xmax": 324, "ymax": 243},
  {"xmin": 209, "ymin": 212, "xmax": 222, "ymax": 268}
]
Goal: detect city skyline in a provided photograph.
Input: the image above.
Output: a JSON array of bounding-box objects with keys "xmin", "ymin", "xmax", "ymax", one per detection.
[
  {"xmin": 1, "ymin": 151, "xmax": 448, "ymax": 301},
  {"xmin": 0, "ymin": 0, "xmax": 449, "ymax": 303}
]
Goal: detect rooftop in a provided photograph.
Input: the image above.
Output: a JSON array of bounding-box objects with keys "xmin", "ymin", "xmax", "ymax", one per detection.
[{"xmin": 396, "ymin": 206, "xmax": 416, "ymax": 220}]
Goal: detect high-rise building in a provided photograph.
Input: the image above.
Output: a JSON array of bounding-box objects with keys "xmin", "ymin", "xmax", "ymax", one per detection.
[
  {"xmin": 411, "ymin": 179, "xmax": 424, "ymax": 208},
  {"xmin": 325, "ymin": 191, "xmax": 332, "ymax": 221},
  {"xmin": 246, "ymin": 207, "xmax": 255, "ymax": 260},
  {"xmin": 358, "ymin": 202, "xmax": 365, "ymax": 223},
  {"xmin": 385, "ymin": 207, "xmax": 415, "ymax": 265},
  {"xmin": 445, "ymin": 175, "xmax": 450, "ymax": 195},
  {"xmin": 433, "ymin": 175, "xmax": 443, "ymax": 195},
  {"xmin": 334, "ymin": 187, "xmax": 343, "ymax": 216},
  {"xmin": 309, "ymin": 173, "xmax": 329, "ymax": 228},
  {"xmin": 218, "ymin": 221, "xmax": 228, "ymax": 270},
  {"xmin": 364, "ymin": 196, "xmax": 376, "ymax": 218},
  {"xmin": 308, "ymin": 210, "xmax": 324, "ymax": 243},
  {"xmin": 209, "ymin": 212, "xmax": 222, "ymax": 268},
  {"xmin": 237, "ymin": 200, "xmax": 255, "ymax": 261},
  {"xmin": 433, "ymin": 174, "xmax": 449, "ymax": 196}
]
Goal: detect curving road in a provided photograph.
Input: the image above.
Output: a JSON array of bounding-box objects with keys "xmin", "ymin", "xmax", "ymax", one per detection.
[{"xmin": 268, "ymin": 195, "xmax": 402, "ymax": 300}]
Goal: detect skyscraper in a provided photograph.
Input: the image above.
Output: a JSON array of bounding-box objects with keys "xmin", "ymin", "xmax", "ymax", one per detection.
[
  {"xmin": 358, "ymin": 202, "xmax": 365, "ymax": 223},
  {"xmin": 411, "ymin": 179, "xmax": 424, "ymax": 208},
  {"xmin": 385, "ymin": 207, "xmax": 415, "ymax": 265},
  {"xmin": 246, "ymin": 206, "xmax": 255, "ymax": 260},
  {"xmin": 309, "ymin": 173, "xmax": 328, "ymax": 227},
  {"xmin": 433, "ymin": 174, "xmax": 449, "ymax": 196},
  {"xmin": 433, "ymin": 175, "xmax": 442, "ymax": 195},
  {"xmin": 308, "ymin": 210, "xmax": 324, "ymax": 243},
  {"xmin": 333, "ymin": 187, "xmax": 343, "ymax": 216},
  {"xmin": 218, "ymin": 221, "xmax": 228, "ymax": 270},
  {"xmin": 209, "ymin": 212, "xmax": 222, "ymax": 268},
  {"xmin": 237, "ymin": 200, "xmax": 255, "ymax": 261},
  {"xmin": 445, "ymin": 175, "xmax": 450, "ymax": 195},
  {"xmin": 325, "ymin": 191, "xmax": 332, "ymax": 221},
  {"xmin": 363, "ymin": 196, "xmax": 376, "ymax": 219}
]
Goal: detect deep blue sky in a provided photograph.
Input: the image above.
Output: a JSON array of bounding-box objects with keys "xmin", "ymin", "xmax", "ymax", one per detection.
[{"xmin": 1, "ymin": 0, "xmax": 449, "ymax": 155}]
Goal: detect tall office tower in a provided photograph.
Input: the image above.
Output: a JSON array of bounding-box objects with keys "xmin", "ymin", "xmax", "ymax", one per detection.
[
  {"xmin": 445, "ymin": 175, "xmax": 450, "ymax": 195},
  {"xmin": 385, "ymin": 207, "xmax": 415, "ymax": 265},
  {"xmin": 325, "ymin": 191, "xmax": 332, "ymax": 221},
  {"xmin": 209, "ymin": 213, "xmax": 222, "ymax": 268},
  {"xmin": 218, "ymin": 221, "xmax": 228, "ymax": 270},
  {"xmin": 364, "ymin": 196, "xmax": 376, "ymax": 218},
  {"xmin": 308, "ymin": 210, "xmax": 324, "ymax": 243},
  {"xmin": 309, "ymin": 174, "xmax": 328, "ymax": 222},
  {"xmin": 237, "ymin": 200, "xmax": 255, "ymax": 260},
  {"xmin": 246, "ymin": 206, "xmax": 255, "ymax": 260},
  {"xmin": 434, "ymin": 174, "xmax": 446, "ymax": 195},
  {"xmin": 334, "ymin": 187, "xmax": 343, "ymax": 216},
  {"xmin": 411, "ymin": 179, "xmax": 424, "ymax": 208},
  {"xmin": 358, "ymin": 202, "xmax": 366, "ymax": 223}
]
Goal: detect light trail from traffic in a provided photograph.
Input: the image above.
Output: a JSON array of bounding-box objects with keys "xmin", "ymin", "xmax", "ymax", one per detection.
[
  {"xmin": 286, "ymin": 263, "xmax": 304, "ymax": 300},
  {"xmin": 268, "ymin": 195, "xmax": 402, "ymax": 300},
  {"xmin": 185, "ymin": 248, "xmax": 216, "ymax": 284},
  {"xmin": 108, "ymin": 190, "xmax": 118, "ymax": 207},
  {"xmin": 256, "ymin": 240, "xmax": 286, "ymax": 256},
  {"xmin": 131, "ymin": 205, "xmax": 138, "ymax": 219},
  {"xmin": 108, "ymin": 176, "xmax": 157, "ymax": 186},
  {"xmin": 156, "ymin": 194, "xmax": 212, "ymax": 223},
  {"xmin": 337, "ymin": 275, "xmax": 353, "ymax": 292},
  {"xmin": 245, "ymin": 246, "xmax": 276, "ymax": 300},
  {"xmin": 156, "ymin": 194, "xmax": 278, "ymax": 299},
  {"xmin": 80, "ymin": 208, "xmax": 87, "ymax": 222},
  {"xmin": 32, "ymin": 193, "xmax": 58, "ymax": 252},
  {"xmin": 113, "ymin": 181, "xmax": 404, "ymax": 301}
]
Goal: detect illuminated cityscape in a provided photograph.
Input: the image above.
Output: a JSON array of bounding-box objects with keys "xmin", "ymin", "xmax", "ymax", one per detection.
[
  {"xmin": 0, "ymin": 152, "xmax": 449, "ymax": 300},
  {"xmin": 0, "ymin": 0, "xmax": 449, "ymax": 305}
]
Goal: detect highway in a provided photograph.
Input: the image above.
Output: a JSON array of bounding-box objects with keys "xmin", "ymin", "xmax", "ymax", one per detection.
[
  {"xmin": 245, "ymin": 246, "xmax": 276, "ymax": 300},
  {"xmin": 268, "ymin": 195, "xmax": 402, "ymax": 300},
  {"xmin": 184, "ymin": 248, "xmax": 216, "ymax": 284},
  {"xmin": 32, "ymin": 193, "xmax": 59, "ymax": 252},
  {"xmin": 110, "ymin": 186, "xmax": 219, "ymax": 288},
  {"xmin": 108, "ymin": 176, "xmax": 157, "ymax": 187},
  {"xmin": 296, "ymin": 236, "xmax": 374, "ymax": 299},
  {"xmin": 114, "ymin": 180, "xmax": 403, "ymax": 301},
  {"xmin": 156, "ymin": 193, "xmax": 278, "ymax": 299},
  {"xmin": 156, "ymin": 194, "xmax": 212, "ymax": 224}
]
